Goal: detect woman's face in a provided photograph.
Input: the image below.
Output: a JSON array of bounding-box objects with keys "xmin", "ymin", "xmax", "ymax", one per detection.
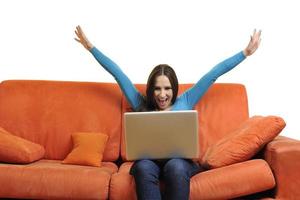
[{"xmin": 153, "ymin": 75, "xmax": 173, "ymax": 111}]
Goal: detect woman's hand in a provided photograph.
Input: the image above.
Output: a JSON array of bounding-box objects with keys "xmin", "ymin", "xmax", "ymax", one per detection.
[
  {"xmin": 243, "ymin": 29, "xmax": 261, "ymax": 57},
  {"xmin": 74, "ymin": 25, "xmax": 94, "ymax": 50}
]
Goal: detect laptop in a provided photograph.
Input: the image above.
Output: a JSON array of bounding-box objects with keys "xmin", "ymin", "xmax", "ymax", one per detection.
[{"xmin": 124, "ymin": 110, "xmax": 199, "ymax": 161}]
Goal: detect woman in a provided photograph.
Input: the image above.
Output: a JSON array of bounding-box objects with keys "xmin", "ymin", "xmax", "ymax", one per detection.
[{"xmin": 75, "ymin": 25, "xmax": 261, "ymax": 200}]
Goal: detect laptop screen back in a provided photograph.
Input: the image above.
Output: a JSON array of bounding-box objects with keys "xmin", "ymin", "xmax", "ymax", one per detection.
[{"xmin": 124, "ymin": 110, "xmax": 199, "ymax": 161}]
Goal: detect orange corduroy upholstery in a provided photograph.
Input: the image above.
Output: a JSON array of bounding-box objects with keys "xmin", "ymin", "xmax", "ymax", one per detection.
[
  {"xmin": 0, "ymin": 80, "xmax": 298, "ymax": 199},
  {"xmin": 0, "ymin": 80, "xmax": 121, "ymax": 199},
  {"xmin": 264, "ymin": 136, "xmax": 300, "ymax": 200},
  {"xmin": 62, "ymin": 132, "xmax": 109, "ymax": 167},
  {"xmin": 110, "ymin": 159, "xmax": 275, "ymax": 200},
  {"xmin": 0, "ymin": 160, "xmax": 117, "ymax": 199},
  {"xmin": 0, "ymin": 126, "xmax": 45, "ymax": 164},
  {"xmin": 201, "ymin": 115, "xmax": 286, "ymax": 169},
  {"xmin": 0, "ymin": 80, "xmax": 122, "ymax": 161}
]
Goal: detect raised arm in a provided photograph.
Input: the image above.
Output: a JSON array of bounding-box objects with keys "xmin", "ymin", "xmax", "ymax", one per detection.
[
  {"xmin": 181, "ymin": 29, "xmax": 261, "ymax": 108},
  {"xmin": 75, "ymin": 25, "xmax": 143, "ymax": 111}
]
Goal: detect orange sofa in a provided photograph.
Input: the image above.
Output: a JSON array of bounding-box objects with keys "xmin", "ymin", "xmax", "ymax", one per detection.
[{"xmin": 0, "ymin": 80, "xmax": 299, "ymax": 199}]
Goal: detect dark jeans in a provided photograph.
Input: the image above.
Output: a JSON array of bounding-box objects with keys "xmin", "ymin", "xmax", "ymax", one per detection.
[{"xmin": 130, "ymin": 158, "xmax": 202, "ymax": 200}]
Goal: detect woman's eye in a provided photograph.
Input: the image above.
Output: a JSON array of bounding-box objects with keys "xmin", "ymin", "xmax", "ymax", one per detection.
[{"xmin": 165, "ymin": 87, "xmax": 172, "ymax": 90}]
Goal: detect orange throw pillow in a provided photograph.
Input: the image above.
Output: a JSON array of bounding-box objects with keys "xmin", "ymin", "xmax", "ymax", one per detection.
[
  {"xmin": 201, "ymin": 116, "xmax": 286, "ymax": 169},
  {"xmin": 0, "ymin": 126, "xmax": 45, "ymax": 164},
  {"xmin": 62, "ymin": 132, "xmax": 108, "ymax": 167}
]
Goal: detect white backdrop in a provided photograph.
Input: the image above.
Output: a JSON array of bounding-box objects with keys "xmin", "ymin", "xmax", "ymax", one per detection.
[{"xmin": 1, "ymin": 0, "xmax": 299, "ymax": 139}]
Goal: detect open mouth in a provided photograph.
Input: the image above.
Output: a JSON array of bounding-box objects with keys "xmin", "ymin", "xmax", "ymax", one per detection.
[{"xmin": 157, "ymin": 98, "xmax": 169, "ymax": 108}]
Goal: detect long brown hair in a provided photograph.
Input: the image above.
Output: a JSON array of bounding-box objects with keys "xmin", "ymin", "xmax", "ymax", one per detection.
[{"xmin": 138, "ymin": 64, "xmax": 178, "ymax": 111}]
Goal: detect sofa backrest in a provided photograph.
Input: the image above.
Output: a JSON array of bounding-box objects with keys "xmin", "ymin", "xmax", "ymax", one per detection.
[
  {"xmin": 121, "ymin": 83, "xmax": 249, "ymax": 160},
  {"xmin": 0, "ymin": 80, "xmax": 249, "ymax": 162},
  {"xmin": 0, "ymin": 80, "xmax": 122, "ymax": 161}
]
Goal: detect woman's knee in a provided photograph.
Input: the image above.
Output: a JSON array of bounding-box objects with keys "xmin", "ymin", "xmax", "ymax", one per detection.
[
  {"xmin": 131, "ymin": 159, "xmax": 159, "ymax": 176},
  {"xmin": 163, "ymin": 158, "xmax": 190, "ymax": 177}
]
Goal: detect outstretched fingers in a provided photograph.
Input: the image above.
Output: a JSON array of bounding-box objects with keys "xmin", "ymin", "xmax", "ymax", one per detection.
[
  {"xmin": 252, "ymin": 29, "xmax": 262, "ymax": 45},
  {"xmin": 74, "ymin": 25, "xmax": 93, "ymax": 50},
  {"xmin": 244, "ymin": 29, "xmax": 262, "ymax": 56}
]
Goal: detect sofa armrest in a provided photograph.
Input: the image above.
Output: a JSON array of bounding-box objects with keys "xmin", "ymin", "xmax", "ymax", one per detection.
[{"xmin": 263, "ymin": 135, "xmax": 300, "ymax": 200}]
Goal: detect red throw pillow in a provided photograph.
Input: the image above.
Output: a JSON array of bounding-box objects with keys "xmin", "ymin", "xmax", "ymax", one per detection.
[
  {"xmin": 201, "ymin": 116, "xmax": 286, "ymax": 169},
  {"xmin": 62, "ymin": 132, "xmax": 108, "ymax": 167},
  {"xmin": 0, "ymin": 126, "xmax": 45, "ymax": 164}
]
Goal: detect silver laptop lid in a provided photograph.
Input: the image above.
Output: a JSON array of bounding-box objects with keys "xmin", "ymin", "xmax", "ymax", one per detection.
[{"xmin": 124, "ymin": 110, "xmax": 199, "ymax": 161}]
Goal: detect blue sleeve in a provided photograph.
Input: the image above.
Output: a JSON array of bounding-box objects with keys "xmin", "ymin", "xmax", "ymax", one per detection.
[
  {"xmin": 90, "ymin": 47, "xmax": 143, "ymax": 111},
  {"xmin": 179, "ymin": 51, "xmax": 246, "ymax": 108}
]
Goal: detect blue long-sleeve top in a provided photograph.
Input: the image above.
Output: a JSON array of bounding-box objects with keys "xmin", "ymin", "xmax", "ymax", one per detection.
[{"xmin": 90, "ymin": 47, "xmax": 246, "ymax": 111}]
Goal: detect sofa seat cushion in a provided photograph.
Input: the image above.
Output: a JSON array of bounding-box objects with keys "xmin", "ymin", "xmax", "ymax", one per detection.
[
  {"xmin": 0, "ymin": 159, "xmax": 117, "ymax": 199},
  {"xmin": 190, "ymin": 159, "xmax": 275, "ymax": 199},
  {"xmin": 110, "ymin": 162, "xmax": 136, "ymax": 200},
  {"xmin": 109, "ymin": 159, "xmax": 275, "ymax": 200}
]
